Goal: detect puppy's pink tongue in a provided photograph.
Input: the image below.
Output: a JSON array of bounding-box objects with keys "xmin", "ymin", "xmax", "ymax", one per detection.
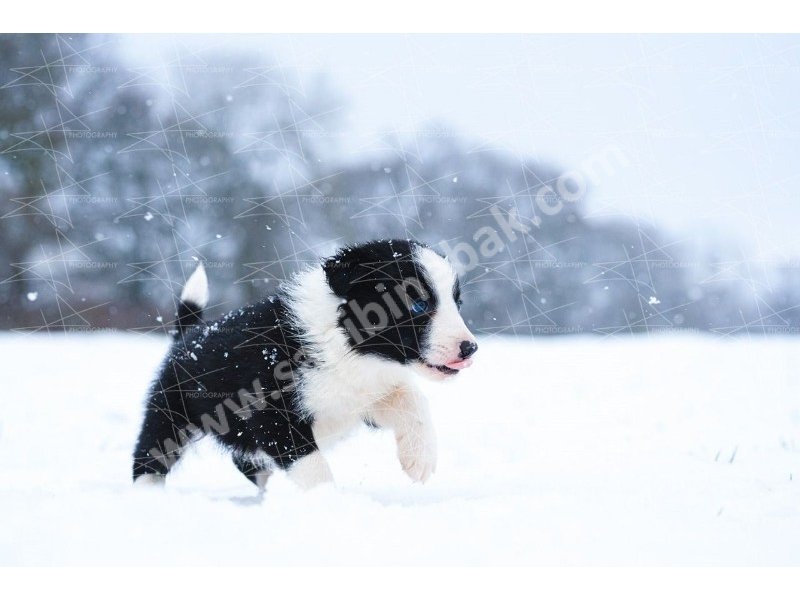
[{"xmin": 445, "ymin": 358, "xmax": 473, "ymax": 370}]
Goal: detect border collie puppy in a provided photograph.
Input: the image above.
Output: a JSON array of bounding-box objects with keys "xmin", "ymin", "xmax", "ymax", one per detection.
[{"xmin": 132, "ymin": 239, "xmax": 478, "ymax": 490}]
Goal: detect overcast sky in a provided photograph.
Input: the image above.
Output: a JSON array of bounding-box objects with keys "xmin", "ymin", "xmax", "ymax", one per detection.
[{"xmin": 123, "ymin": 34, "xmax": 800, "ymax": 260}]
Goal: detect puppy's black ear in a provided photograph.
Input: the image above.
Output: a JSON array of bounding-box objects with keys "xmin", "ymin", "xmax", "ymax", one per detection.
[{"xmin": 323, "ymin": 256, "xmax": 353, "ymax": 298}]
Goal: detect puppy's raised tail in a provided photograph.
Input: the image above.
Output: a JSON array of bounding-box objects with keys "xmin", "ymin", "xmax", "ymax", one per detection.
[{"xmin": 175, "ymin": 263, "xmax": 208, "ymax": 337}]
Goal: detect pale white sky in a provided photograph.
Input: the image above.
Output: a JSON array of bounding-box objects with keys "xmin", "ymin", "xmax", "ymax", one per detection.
[{"xmin": 122, "ymin": 34, "xmax": 800, "ymax": 259}]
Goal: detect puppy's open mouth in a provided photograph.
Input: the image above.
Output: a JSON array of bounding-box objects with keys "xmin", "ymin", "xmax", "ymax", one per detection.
[{"xmin": 424, "ymin": 358, "xmax": 474, "ymax": 375}]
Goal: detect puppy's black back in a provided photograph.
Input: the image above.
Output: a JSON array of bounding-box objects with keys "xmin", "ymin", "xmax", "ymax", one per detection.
[{"xmin": 132, "ymin": 296, "xmax": 317, "ymax": 480}]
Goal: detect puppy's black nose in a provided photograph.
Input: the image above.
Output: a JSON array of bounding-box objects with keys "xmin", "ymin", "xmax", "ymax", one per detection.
[{"xmin": 459, "ymin": 340, "xmax": 478, "ymax": 359}]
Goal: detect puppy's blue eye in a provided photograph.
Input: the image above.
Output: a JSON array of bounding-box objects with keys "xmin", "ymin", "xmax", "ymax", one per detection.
[{"xmin": 410, "ymin": 299, "xmax": 429, "ymax": 314}]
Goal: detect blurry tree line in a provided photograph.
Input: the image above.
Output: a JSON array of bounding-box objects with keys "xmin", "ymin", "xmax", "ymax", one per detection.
[{"xmin": 1, "ymin": 33, "xmax": 799, "ymax": 336}]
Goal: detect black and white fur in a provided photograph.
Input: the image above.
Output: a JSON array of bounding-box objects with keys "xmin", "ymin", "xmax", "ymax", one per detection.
[{"xmin": 132, "ymin": 239, "xmax": 478, "ymax": 490}]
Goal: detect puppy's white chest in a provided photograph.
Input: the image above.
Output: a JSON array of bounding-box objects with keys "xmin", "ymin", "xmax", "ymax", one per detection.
[{"xmin": 299, "ymin": 358, "xmax": 402, "ymax": 421}]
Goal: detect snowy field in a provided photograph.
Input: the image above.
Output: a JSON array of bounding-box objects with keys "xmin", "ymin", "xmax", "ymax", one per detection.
[{"xmin": 1, "ymin": 332, "xmax": 799, "ymax": 566}]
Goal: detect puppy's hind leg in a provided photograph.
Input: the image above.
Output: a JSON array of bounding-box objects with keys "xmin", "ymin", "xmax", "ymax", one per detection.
[
  {"xmin": 232, "ymin": 454, "xmax": 274, "ymax": 491},
  {"xmin": 132, "ymin": 395, "xmax": 196, "ymax": 486}
]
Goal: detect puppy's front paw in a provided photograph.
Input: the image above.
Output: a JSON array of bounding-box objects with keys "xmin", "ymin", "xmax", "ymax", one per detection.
[{"xmin": 396, "ymin": 425, "xmax": 437, "ymax": 483}]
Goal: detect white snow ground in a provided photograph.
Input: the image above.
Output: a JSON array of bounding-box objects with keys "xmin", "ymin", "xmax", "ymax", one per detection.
[{"xmin": 1, "ymin": 332, "xmax": 799, "ymax": 565}]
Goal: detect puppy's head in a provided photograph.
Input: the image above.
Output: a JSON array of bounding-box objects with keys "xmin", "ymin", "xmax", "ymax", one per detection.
[{"xmin": 324, "ymin": 239, "xmax": 478, "ymax": 380}]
